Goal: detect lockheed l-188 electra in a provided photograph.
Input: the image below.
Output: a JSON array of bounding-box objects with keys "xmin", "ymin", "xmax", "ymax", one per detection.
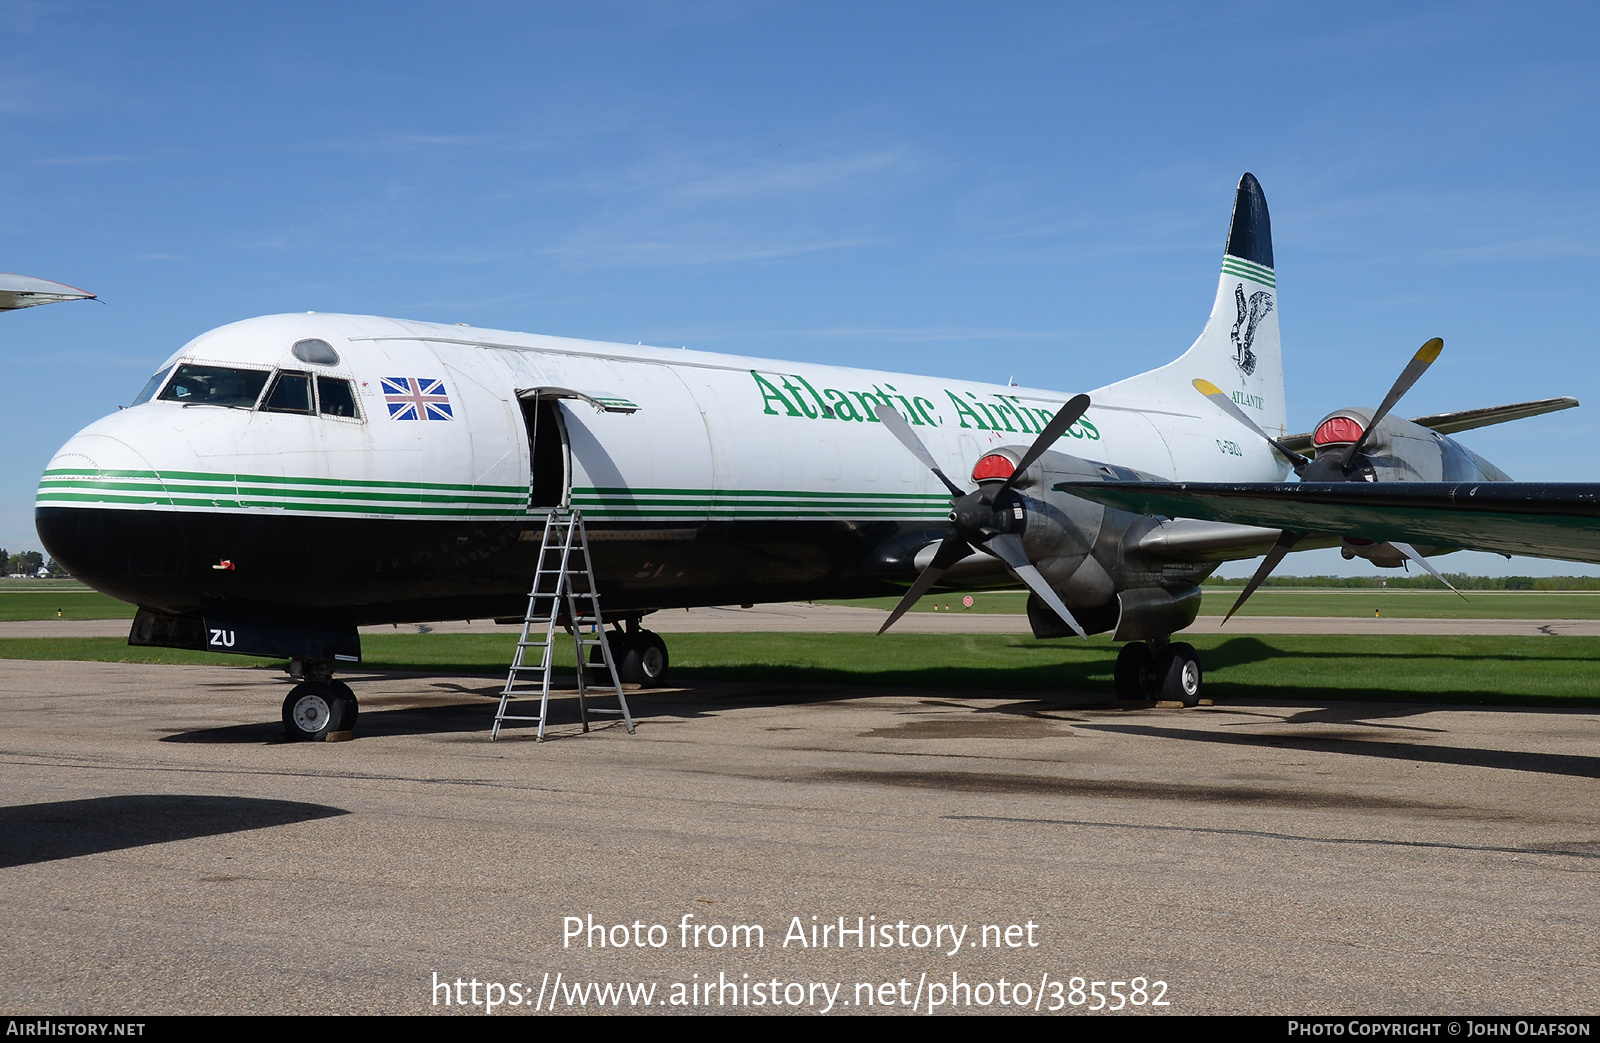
[{"xmin": 35, "ymin": 173, "xmax": 1574, "ymax": 740}]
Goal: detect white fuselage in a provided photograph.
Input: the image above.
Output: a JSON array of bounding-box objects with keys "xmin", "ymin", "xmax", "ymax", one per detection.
[
  {"xmin": 39, "ymin": 311, "xmax": 1283, "ymax": 530},
  {"xmin": 34, "ymin": 250, "xmax": 1288, "ymax": 631}
]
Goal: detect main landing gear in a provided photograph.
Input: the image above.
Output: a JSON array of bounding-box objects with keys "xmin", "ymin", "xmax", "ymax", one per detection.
[
  {"xmin": 1114, "ymin": 639, "xmax": 1202, "ymax": 707},
  {"xmin": 590, "ymin": 621, "xmax": 670, "ymax": 687},
  {"xmin": 282, "ymin": 659, "xmax": 358, "ymax": 741}
]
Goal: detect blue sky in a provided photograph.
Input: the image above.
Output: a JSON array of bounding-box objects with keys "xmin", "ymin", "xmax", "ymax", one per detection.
[{"xmin": 3, "ymin": 2, "xmax": 1597, "ymax": 575}]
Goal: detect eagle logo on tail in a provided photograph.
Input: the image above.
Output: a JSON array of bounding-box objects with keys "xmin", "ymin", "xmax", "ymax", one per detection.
[{"xmin": 1230, "ymin": 283, "xmax": 1273, "ymax": 376}]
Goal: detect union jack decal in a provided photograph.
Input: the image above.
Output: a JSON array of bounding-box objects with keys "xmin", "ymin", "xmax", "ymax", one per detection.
[{"xmin": 382, "ymin": 377, "xmax": 453, "ymax": 421}]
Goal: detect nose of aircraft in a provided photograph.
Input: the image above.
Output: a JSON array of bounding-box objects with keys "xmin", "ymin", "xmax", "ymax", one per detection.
[{"xmin": 34, "ymin": 419, "xmax": 179, "ymax": 609}]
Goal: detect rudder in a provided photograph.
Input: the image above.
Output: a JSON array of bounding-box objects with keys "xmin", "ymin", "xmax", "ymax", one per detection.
[{"xmin": 1095, "ymin": 173, "xmax": 1287, "ymax": 439}]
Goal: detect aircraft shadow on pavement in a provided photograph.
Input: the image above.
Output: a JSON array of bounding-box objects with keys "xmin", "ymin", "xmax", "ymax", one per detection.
[
  {"xmin": 1206, "ymin": 634, "xmax": 1600, "ymax": 669},
  {"xmin": 161, "ymin": 680, "xmax": 722, "ymax": 743},
  {"xmin": 1078, "ymin": 722, "xmax": 1600, "ymax": 780},
  {"xmin": 0, "ymin": 795, "xmax": 348, "ymax": 868}
]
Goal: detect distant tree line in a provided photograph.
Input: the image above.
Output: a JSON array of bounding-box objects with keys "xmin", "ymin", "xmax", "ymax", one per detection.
[
  {"xmin": 0, "ymin": 549, "xmax": 65, "ymax": 577},
  {"xmin": 1202, "ymin": 574, "xmax": 1600, "ymax": 591}
]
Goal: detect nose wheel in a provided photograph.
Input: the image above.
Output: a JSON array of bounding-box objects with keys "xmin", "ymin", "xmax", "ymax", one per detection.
[
  {"xmin": 1114, "ymin": 641, "xmax": 1202, "ymax": 707},
  {"xmin": 282, "ymin": 680, "xmax": 358, "ymax": 741}
]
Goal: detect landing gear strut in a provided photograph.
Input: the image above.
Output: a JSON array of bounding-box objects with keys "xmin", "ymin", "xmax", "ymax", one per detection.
[
  {"xmin": 282, "ymin": 659, "xmax": 358, "ymax": 741},
  {"xmin": 1114, "ymin": 640, "xmax": 1203, "ymax": 707}
]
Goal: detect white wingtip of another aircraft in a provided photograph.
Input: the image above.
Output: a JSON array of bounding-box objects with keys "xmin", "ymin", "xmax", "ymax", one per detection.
[{"xmin": 0, "ymin": 273, "xmax": 97, "ymax": 312}]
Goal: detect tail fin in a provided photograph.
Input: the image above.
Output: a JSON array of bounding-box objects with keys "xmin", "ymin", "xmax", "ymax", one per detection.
[{"xmin": 1095, "ymin": 172, "xmax": 1287, "ymax": 438}]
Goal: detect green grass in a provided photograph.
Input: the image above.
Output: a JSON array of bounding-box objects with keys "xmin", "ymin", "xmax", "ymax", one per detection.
[
  {"xmin": 10, "ymin": 579, "xmax": 1600, "ymax": 623},
  {"xmin": 0, "ymin": 581, "xmax": 136, "ymax": 621},
  {"xmin": 824, "ymin": 589, "xmax": 1600, "ymax": 619},
  {"xmin": 5, "ymin": 632, "xmax": 1599, "ymax": 707}
]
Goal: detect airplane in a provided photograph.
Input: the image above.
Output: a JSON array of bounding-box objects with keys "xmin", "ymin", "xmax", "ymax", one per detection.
[
  {"xmin": 36, "ymin": 173, "xmax": 1567, "ymax": 741},
  {"xmin": 1, "ymin": 273, "xmax": 96, "ymax": 312}
]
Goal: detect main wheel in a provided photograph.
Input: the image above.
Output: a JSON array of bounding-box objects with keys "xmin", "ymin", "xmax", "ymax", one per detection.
[
  {"xmin": 330, "ymin": 680, "xmax": 358, "ymax": 730},
  {"xmin": 1158, "ymin": 642, "xmax": 1203, "ymax": 707},
  {"xmin": 591, "ymin": 633, "xmax": 627, "ymax": 672},
  {"xmin": 282, "ymin": 682, "xmax": 353, "ymax": 741},
  {"xmin": 619, "ymin": 630, "xmax": 669, "ymax": 687},
  {"xmin": 1114, "ymin": 643, "xmax": 1152, "ymax": 700}
]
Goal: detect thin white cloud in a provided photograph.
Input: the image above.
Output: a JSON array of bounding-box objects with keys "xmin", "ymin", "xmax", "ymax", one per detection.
[
  {"xmin": 32, "ymin": 154, "xmax": 140, "ymax": 165},
  {"xmin": 661, "ymin": 149, "xmax": 905, "ymax": 202},
  {"xmin": 539, "ymin": 234, "xmax": 872, "ymax": 268}
]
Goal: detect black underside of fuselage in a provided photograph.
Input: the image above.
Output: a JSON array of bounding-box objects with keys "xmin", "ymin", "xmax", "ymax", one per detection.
[{"xmin": 37, "ymin": 506, "xmax": 953, "ymax": 629}]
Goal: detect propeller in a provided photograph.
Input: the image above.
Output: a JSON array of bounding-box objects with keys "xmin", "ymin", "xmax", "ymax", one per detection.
[
  {"xmin": 873, "ymin": 395, "xmax": 1091, "ymax": 638},
  {"xmin": 1192, "ymin": 379, "xmax": 1310, "ymax": 475},
  {"xmin": 1334, "ymin": 337, "xmax": 1443, "ymax": 472},
  {"xmin": 1201, "ymin": 337, "xmax": 1461, "ymax": 620},
  {"xmin": 1221, "ymin": 529, "xmax": 1305, "ymax": 624},
  {"xmin": 1390, "ymin": 542, "xmax": 1466, "ymax": 599},
  {"xmin": 1298, "ymin": 336, "xmax": 1444, "ymax": 481}
]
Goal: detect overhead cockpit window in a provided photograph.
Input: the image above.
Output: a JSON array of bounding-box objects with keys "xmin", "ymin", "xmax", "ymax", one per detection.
[
  {"xmin": 157, "ymin": 364, "xmax": 271, "ymax": 408},
  {"xmin": 130, "ymin": 365, "xmax": 174, "ymax": 406},
  {"xmin": 291, "ymin": 338, "xmax": 341, "ymax": 366},
  {"xmin": 262, "ymin": 371, "xmax": 314, "ymax": 414},
  {"xmin": 317, "ymin": 376, "xmax": 359, "ymax": 418}
]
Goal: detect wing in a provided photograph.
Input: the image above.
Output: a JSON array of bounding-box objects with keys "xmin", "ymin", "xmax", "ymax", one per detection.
[
  {"xmin": 1276, "ymin": 397, "xmax": 1578, "ymax": 454},
  {"xmin": 1055, "ymin": 480, "xmax": 1600, "ymax": 565},
  {"xmin": 1405, "ymin": 397, "xmax": 1579, "ymax": 437},
  {"xmin": 0, "ymin": 273, "xmax": 96, "ymax": 311}
]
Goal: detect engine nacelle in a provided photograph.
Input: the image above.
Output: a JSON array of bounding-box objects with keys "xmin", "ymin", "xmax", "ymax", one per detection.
[
  {"xmin": 1338, "ymin": 537, "xmax": 1409, "ymax": 568},
  {"xmin": 1307, "ymin": 408, "xmax": 1511, "ymax": 483},
  {"xmin": 1027, "ymin": 583, "xmax": 1202, "ymax": 640},
  {"xmin": 1304, "ymin": 407, "xmax": 1513, "ymax": 569},
  {"xmin": 984, "ymin": 448, "xmax": 1209, "ymax": 636}
]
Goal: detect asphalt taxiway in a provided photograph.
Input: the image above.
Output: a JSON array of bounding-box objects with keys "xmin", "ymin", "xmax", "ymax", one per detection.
[{"xmin": 0, "ymin": 656, "xmax": 1596, "ymax": 1015}]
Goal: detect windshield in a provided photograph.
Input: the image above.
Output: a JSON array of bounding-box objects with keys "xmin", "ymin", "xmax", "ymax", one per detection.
[
  {"xmin": 157, "ymin": 364, "xmax": 271, "ymax": 409},
  {"xmin": 130, "ymin": 365, "xmax": 174, "ymax": 407},
  {"xmin": 262, "ymin": 371, "xmax": 313, "ymax": 414}
]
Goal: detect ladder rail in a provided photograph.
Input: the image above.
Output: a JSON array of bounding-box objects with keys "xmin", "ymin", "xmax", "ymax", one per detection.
[{"xmin": 492, "ymin": 508, "xmax": 634, "ymax": 741}]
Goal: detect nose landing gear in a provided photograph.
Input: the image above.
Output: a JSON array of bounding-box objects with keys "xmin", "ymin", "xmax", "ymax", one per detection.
[
  {"xmin": 281, "ymin": 659, "xmax": 358, "ymax": 741},
  {"xmin": 1114, "ymin": 640, "xmax": 1202, "ymax": 706}
]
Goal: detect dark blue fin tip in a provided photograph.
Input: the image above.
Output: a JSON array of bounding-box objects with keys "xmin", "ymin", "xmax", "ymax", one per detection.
[{"xmin": 1225, "ymin": 172, "xmax": 1274, "ymax": 270}]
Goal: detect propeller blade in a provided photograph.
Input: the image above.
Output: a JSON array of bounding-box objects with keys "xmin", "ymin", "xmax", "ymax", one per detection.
[
  {"xmin": 1222, "ymin": 529, "xmax": 1304, "ymax": 624},
  {"xmin": 1342, "ymin": 337, "xmax": 1444, "ymax": 466},
  {"xmin": 877, "ymin": 535, "xmax": 973, "ymax": 635},
  {"xmin": 984, "ymin": 533, "xmax": 1087, "ymax": 639},
  {"xmin": 873, "ymin": 403, "xmax": 965, "ymax": 497},
  {"xmin": 1192, "ymin": 378, "xmax": 1310, "ymax": 473},
  {"xmin": 1000, "ymin": 394, "xmax": 1091, "ymax": 492},
  {"xmin": 1391, "ymin": 541, "xmax": 1467, "ymax": 600}
]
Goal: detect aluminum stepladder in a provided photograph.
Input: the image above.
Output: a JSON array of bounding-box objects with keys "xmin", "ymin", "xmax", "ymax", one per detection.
[{"xmin": 492, "ymin": 508, "xmax": 635, "ymax": 741}]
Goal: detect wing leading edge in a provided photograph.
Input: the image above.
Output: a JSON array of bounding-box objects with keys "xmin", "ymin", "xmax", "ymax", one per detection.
[
  {"xmin": 0, "ymin": 273, "xmax": 96, "ymax": 311},
  {"xmin": 1055, "ymin": 480, "xmax": 1600, "ymax": 566}
]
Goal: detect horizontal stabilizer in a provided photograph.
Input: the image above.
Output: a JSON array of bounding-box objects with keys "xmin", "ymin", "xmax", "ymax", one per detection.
[{"xmin": 1057, "ymin": 479, "xmax": 1600, "ymax": 566}]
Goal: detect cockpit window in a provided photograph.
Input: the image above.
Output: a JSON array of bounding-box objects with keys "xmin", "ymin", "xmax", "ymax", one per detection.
[
  {"xmin": 317, "ymin": 376, "xmax": 359, "ymax": 418},
  {"xmin": 130, "ymin": 365, "xmax": 174, "ymax": 407},
  {"xmin": 157, "ymin": 364, "xmax": 271, "ymax": 408},
  {"xmin": 262, "ymin": 371, "xmax": 314, "ymax": 414}
]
